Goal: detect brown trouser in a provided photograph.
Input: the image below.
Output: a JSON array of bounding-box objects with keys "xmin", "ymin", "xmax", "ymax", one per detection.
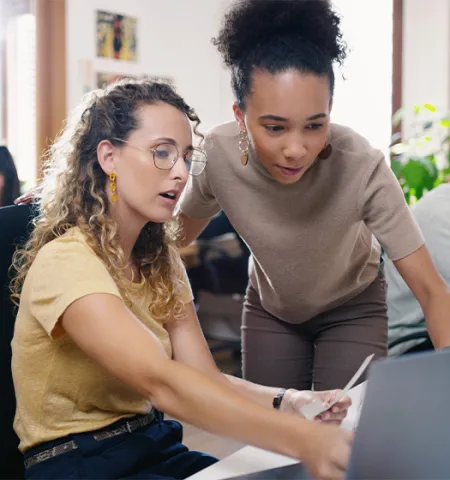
[{"xmin": 242, "ymin": 271, "xmax": 388, "ymax": 391}]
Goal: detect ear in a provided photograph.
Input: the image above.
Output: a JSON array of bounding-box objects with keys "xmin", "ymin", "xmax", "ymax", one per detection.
[
  {"xmin": 97, "ymin": 140, "xmax": 116, "ymax": 176},
  {"xmin": 233, "ymin": 103, "xmax": 246, "ymax": 130}
]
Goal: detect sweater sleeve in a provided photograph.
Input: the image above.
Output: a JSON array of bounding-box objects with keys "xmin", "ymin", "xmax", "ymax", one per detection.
[{"xmin": 359, "ymin": 152, "xmax": 425, "ymax": 261}]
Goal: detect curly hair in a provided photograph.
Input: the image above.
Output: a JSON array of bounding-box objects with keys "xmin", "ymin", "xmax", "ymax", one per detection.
[
  {"xmin": 11, "ymin": 78, "xmax": 203, "ymax": 322},
  {"xmin": 212, "ymin": 0, "xmax": 348, "ymax": 108}
]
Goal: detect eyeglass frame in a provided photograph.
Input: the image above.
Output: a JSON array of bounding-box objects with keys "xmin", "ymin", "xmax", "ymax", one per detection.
[{"xmin": 111, "ymin": 137, "xmax": 206, "ymax": 176}]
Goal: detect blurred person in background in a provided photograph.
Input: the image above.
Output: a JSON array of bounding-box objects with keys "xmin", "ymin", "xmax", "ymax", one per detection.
[
  {"xmin": 385, "ymin": 184, "xmax": 450, "ymax": 355},
  {"xmin": 0, "ymin": 145, "xmax": 21, "ymax": 207}
]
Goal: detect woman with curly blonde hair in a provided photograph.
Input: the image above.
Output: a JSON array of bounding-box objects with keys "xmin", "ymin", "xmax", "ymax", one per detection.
[{"xmin": 11, "ymin": 79, "xmax": 352, "ymax": 480}]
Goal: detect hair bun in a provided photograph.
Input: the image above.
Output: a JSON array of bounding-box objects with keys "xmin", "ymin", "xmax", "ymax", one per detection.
[{"xmin": 213, "ymin": 0, "xmax": 346, "ymax": 68}]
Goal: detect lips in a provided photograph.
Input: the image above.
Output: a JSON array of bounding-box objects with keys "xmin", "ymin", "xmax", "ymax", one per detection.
[
  {"xmin": 159, "ymin": 189, "xmax": 179, "ymax": 200},
  {"xmin": 160, "ymin": 192, "xmax": 176, "ymax": 200},
  {"xmin": 158, "ymin": 189, "xmax": 180, "ymax": 206},
  {"xmin": 277, "ymin": 165, "xmax": 304, "ymax": 177}
]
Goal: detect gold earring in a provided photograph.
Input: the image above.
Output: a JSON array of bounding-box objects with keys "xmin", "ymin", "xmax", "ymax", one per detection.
[
  {"xmin": 109, "ymin": 171, "xmax": 117, "ymax": 203},
  {"xmin": 318, "ymin": 141, "xmax": 333, "ymax": 160},
  {"xmin": 239, "ymin": 129, "xmax": 250, "ymax": 166}
]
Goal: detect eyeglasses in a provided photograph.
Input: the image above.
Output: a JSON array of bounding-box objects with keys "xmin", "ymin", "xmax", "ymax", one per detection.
[{"xmin": 112, "ymin": 137, "xmax": 206, "ymax": 177}]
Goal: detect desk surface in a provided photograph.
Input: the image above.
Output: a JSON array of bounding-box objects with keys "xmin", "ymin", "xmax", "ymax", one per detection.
[{"xmin": 187, "ymin": 383, "xmax": 366, "ymax": 480}]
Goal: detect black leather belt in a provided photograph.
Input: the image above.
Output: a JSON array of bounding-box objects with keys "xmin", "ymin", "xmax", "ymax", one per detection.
[{"xmin": 24, "ymin": 410, "xmax": 156, "ymax": 469}]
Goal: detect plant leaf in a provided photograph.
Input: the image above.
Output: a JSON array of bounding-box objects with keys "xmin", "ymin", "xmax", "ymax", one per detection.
[
  {"xmin": 424, "ymin": 103, "xmax": 437, "ymax": 112},
  {"xmin": 391, "ymin": 157, "xmax": 403, "ymax": 178}
]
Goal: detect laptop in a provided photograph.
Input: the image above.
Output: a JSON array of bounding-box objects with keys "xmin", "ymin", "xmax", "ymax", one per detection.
[{"xmin": 228, "ymin": 350, "xmax": 450, "ymax": 479}]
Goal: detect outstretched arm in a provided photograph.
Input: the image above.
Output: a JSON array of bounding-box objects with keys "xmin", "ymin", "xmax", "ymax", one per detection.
[{"xmin": 394, "ymin": 245, "xmax": 450, "ymax": 349}]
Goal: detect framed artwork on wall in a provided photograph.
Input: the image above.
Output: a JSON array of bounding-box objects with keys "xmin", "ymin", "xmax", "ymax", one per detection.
[{"xmin": 96, "ymin": 10, "xmax": 137, "ymax": 62}]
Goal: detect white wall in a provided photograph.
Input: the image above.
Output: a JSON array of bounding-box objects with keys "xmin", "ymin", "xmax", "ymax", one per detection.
[
  {"xmin": 402, "ymin": 0, "xmax": 450, "ymax": 136},
  {"xmin": 331, "ymin": 0, "xmax": 393, "ymax": 153},
  {"xmin": 66, "ymin": 0, "xmax": 234, "ymax": 132},
  {"xmin": 67, "ymin": 0, "xmax": 450, "ymax": 152},
  {"xmin": 66, "ymin": 0, "xmax": 395, "ymax": 146}
]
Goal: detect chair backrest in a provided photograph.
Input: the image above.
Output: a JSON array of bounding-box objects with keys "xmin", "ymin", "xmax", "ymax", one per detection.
[{"xmin": 0, "ymin": 204, "xmax": 36, "ymax": 479}]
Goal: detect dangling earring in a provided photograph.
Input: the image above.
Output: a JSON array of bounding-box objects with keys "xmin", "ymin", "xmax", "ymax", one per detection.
[
  {"xmin": 239, "ymin": 129, "xmax": 250, "ymax": 166},
  {"xmin": 318, "ymin": 141, "xmax": 333, "ymax": 160},
  {"xmin": 109, "ymin": 171, "xmax": 117, "ymax": 203}
]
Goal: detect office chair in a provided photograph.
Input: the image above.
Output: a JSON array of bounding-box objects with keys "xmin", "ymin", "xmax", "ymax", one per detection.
[{"xmin": 0, "ymin": 204, "xmax": 36, "ymax": 479}]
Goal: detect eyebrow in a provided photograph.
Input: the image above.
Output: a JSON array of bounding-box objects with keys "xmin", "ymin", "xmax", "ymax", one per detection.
[
  {"xmin": 154, "ymin": 137, "xmax": 177, "ymax": 145},
  {"xmin": 258, "ymin": 113, "xmax": 328, "ymax": 122},
  {"xmin": 153, "ymin": 137, "xmax": 193, "ymax": 154},
  {"xmin": 307, "ymin": 113, "xmax": 328, "ymax": 121}
]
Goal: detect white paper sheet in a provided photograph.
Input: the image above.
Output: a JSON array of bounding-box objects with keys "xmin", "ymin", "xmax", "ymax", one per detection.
[
  {"xmin": 187, "ymin": 382, "xmax": 367, "ymax": 480},
  {"xmin": 300, "ymin": 354, "xmax": 373, "ymax": 420}
]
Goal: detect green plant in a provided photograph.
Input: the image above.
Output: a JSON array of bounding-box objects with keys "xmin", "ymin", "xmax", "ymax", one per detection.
[{"xmin": 390, "ymin": 103, "xmax": 450, "ymax": 204}]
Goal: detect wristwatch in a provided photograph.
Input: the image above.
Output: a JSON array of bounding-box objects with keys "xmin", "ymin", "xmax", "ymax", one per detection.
[{"xmin": 272, "ymin": 388, "xmax": 287, "ymax": 410}]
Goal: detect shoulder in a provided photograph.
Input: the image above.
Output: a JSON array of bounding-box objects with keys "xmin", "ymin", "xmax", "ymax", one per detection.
[
  {"xmin": 31, "ymin": 227, "xmax": 105, "ymax": 273},
  {"xmin": 204, "ymin": 121, "xmax": 240, "ymax": 157},
  {"xmin": 36, "ymin": 227, "xmax": 94, "ymax": 257},
  {"xmin": 207, "ymin": 120, "xmax": 240, "ymax": 141},
  {"xmin": 27, "ymin": 226, "xmax": 120, "ymax": 304},
  {"xmin": 329, "ymin": 123, "xmax": 383, "ymax": 168}
]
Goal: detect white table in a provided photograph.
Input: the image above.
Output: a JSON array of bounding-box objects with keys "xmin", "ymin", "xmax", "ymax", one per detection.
[{"xmin": 188, "ymin": 383, "xmax": 367, "ymax": 480}]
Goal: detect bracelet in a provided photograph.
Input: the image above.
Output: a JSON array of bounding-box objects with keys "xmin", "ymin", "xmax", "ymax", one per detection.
[{"xmin": 272, "ymin": 388, "xmax": 287, "ymax": 410}]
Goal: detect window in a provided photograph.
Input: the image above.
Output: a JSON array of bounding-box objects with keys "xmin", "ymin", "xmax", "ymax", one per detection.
[{"xmin": 6, "ymin": 8, "xmax": 36, "ymax": 189}]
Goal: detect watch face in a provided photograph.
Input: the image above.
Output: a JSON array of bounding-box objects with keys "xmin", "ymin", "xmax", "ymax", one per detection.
[{"xmin": 273, "ymin": 389, "xmax": 286, "ymax": 409}]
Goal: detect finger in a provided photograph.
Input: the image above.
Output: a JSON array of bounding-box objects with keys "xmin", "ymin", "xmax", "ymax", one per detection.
[
  {"xmin": 319, "ymin": 411, "xmax": 346, "ymax": 423},
  {"xmin": 15, "ymin": 195, "xmax": 29, "ymax": 204},
  {"xmin": 318, "ymin": 389, "xmax": 340, "ymax": 404},
  {"xmin": 316, "ymin": 464, "xmax": 346, "ymax": 480},
  {"xmin": 331, "ymin": 403, "xmax": 350, "ymax": 415},
  {"xmin": 329, "ymin": 411, "xmax": 347, "ymax": 420},
  {"xmin": 333, "ymin": 396, "xmax": 352, "ymax": 411},
  {"xmin": 15, "ymin": 196, "xmax": 33, "ymax": 205},
  {"xmin": 321, "ymin": 419, "xmax": 343, "ymax": 426},
  {"xmin": 327, "ymin": 466, "xmax": 346, "ymax": 480}
]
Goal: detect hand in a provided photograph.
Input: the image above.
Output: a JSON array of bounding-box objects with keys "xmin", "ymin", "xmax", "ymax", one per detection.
[
  {"xmin": 301, "ymin": 422, "xmax": 353, "ymax": 479},
  {"xmin": 14, "ymin": 190, "xmax": 34, "ymax": 205},
  {"xmin": 282, "ymin": 389, "xmax": 351, "ymax": 425}
]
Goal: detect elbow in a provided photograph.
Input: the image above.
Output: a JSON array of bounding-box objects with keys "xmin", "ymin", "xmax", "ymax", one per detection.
[
  {"xmin": 421, "ymin": 282, "xmax": 450, "ymax": 314},
  {"xmin": 128, "ymin": 357, "xmax": 174, "ymax": 408},
  {"xmin": 139, "ymin": 359, "xmax": 184, "ymax": 417}
]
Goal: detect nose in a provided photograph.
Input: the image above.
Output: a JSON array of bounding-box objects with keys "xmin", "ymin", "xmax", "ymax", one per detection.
[
  {"xmin": 170, "ymin": 155, "xmax": 189, "ymax": 183},
  {"xmin": 283, "ymin": 134, "xmax": 307, "ymax": 160}
]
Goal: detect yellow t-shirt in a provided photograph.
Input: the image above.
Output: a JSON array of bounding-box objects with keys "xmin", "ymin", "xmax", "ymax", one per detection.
[{"xmin": 11, "ymin": 227, "xmax": 193, "ymax": 453}]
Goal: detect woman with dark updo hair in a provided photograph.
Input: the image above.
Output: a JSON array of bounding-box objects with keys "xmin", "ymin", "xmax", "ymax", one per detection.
[{"xmin": 180, "ymin": 0, "xmax": 450, "ymax": 390}]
